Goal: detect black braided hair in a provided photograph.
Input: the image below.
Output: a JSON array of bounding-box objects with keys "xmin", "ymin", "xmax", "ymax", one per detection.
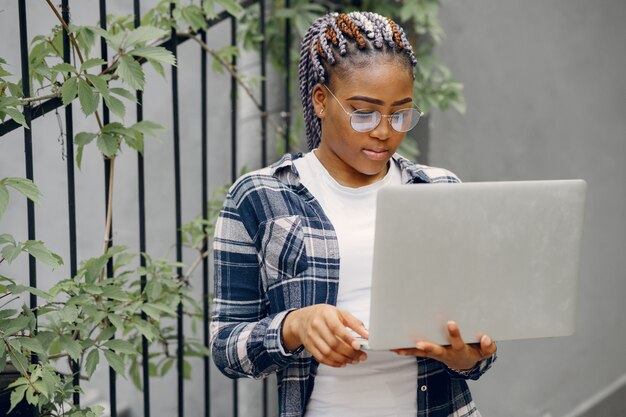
[{"xmin": 298, "ymin": 11, "xmax": 418, "ymax": 151}]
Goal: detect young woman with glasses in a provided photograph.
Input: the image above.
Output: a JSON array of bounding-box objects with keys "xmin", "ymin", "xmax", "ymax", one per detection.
[{"xmin": 210, "ymin": 11, "xmax": 497, "ymax": 417}]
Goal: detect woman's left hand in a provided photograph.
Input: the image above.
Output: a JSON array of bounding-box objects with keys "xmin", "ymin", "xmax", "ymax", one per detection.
[{"xmin": 391, "ymin": 321, "xmax": 497, "ymax": 371}]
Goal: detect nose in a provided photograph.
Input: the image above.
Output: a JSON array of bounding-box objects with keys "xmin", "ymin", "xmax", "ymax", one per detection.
[{"xmin": 369, "ymin": 116, "xmax": 392, "ymax": 141}]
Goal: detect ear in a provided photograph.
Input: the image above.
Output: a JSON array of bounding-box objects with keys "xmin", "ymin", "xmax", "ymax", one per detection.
[{"xmin": 311, "ymin": 83, "xmax": 327, "ymax": 119}]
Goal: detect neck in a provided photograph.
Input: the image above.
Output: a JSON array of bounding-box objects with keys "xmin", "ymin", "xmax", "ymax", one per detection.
[{"xmin": 313, "ymin": 149, "xmax": 390, "ymax": 188}]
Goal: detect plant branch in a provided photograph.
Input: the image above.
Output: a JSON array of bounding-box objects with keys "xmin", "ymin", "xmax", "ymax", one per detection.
[
  {"xmin": 17, "ymin": 92, "xmax": 61, "ymax": 104},
  {"xmin": 182, "ymin": 246, "xmax": 210, "ymax": 284},
  {"xmin": 182, "ymin": 31, "xmax": 283, "ymax": 134},
  {"xmin": 98, "ymin": 155, "xmax": 116, "ymax": 282},
  {"xmin": 3, "ymin": 338, "xmax": 43, "ymax": 395},
  {"xmin": 45, "ymin": 0, "xmax": 104, "ymax": 131},
  {"xmin": 45, "ymin": 0, "xmax": 85, "ymax": 65}
]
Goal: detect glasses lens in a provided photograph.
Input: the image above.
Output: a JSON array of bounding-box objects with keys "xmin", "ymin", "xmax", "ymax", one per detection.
[
  {"xmin": 351, "ymin": 110, "xmax": 382, "ymax": 132},
  {"xmin": 390, "ymin": 108, "xmax": 420, "ymax": 132}
]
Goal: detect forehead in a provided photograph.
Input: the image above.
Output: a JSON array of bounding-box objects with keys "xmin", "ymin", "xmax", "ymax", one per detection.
[{"xmin": 330, "ymin": 61, "xmax": 414, "ymax": 101}]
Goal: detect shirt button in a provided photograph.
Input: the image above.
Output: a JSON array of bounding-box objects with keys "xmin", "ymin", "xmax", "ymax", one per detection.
[{"xmin": 420, "ymin": 385, "xmax": 427, "ymax": 392}]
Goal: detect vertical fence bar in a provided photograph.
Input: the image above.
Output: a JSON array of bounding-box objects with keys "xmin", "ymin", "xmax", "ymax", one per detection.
[
  {"xmin": 168, "ymin": 4, "xmax": 185, "ymax": 417},
  {"xmin": 99, "ymin": 1, "xmax": 117, "ymax": 416},
  {"xmin": 133, "ymin": 1, "xmax": 151, "ymax": 417},
  {"xmin": 61, "ymin": 0, "xmax": 80, "ymax": 405},
  {"xmin": 18, "ymin": 0, "xmax": 36, "ymax": 334},
  {"xmin": 200, "ymin": 28, "xmax": 211, "ymax": 417},
  {"xmin": 230, "ymin": 15, "xmax": 239, "ymax": 417},
  {"xmin": 260, "ymin": 0, "xmax": 268, "ymax": 168},
  {"xmin": 283, "ymin": 0, "xmax": 291, "ymax": 153},
  {"xmin": 259, "ymin": 1, "xmax": 269, "ymax": 414}
]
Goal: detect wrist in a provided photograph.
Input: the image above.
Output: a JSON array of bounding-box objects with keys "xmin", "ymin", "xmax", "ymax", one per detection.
[{"xmin": 281, "ymin": 309, "xmax": 302, "ymax": 352}]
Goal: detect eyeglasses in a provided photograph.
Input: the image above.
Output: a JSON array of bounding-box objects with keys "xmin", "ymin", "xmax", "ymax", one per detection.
[{"xmin": 323, "ymin": 84, "xmax": 423, "ymax": 133}]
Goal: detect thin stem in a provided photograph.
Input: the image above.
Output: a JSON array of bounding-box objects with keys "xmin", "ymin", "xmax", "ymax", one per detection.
[
  {"xmin": 44, "ymin": 0, "xmax": 85, "ymax": 64},
  {"xmin": 17, "ymin": 92, "xmax": 60, "ymax": 104},
  {"xmin": 98, "ymin": 155, "xmax": 116, "ymax": 282},
  {"xmin": 3, "ymin": 338, "xmax": 43, "ymax": 394},
  {"xmin": 45, "ymin": 0, "xmax": 104, "ymax": 132},
  {"xmin": 182, "ymin": 246, "xmax": 210, "ymax": 284},
  {"xmin": 183, "ymin": 32, "xmax": 283, "ymax": 133}
]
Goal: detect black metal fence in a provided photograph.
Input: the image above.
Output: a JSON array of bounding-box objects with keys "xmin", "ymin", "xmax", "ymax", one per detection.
[{"xmin": 1, "ymin": 1, "xmax": 294, "ymax": 416}]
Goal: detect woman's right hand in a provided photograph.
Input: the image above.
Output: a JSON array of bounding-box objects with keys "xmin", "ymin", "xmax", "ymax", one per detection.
[{"xmin": 282, "ymin": 304, "xmax": 369, "ymax": 367}]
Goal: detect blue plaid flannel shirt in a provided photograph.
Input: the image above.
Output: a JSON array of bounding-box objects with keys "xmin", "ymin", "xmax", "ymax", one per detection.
[{"xmin": 210, "ymin": 153, "xmax": 496, "ymax": 417}]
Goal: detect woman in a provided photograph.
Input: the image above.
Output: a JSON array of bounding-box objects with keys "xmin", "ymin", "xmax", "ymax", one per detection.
[{"xmin": 210, "ymin": 11, "xmax": 497, "ymax": 417}]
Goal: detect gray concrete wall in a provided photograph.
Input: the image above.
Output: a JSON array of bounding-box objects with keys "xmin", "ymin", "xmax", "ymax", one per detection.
[{"xmin": 430, "ymin": 1, "xmax": 626, "ymax": 416}]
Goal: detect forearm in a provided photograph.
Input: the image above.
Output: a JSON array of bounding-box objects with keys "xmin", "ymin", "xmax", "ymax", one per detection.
[{"xmin": 210, "ymin": 310, "xmax": 302, "ymax": 379}]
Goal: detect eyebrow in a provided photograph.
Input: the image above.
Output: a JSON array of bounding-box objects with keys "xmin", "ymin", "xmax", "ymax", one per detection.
[{"xmin": 346, "ymin": 95, "xmax": 413, "ymax": 106}]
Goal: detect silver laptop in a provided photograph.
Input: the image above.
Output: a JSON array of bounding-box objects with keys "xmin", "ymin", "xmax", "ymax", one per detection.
[{"xmin": 364, "ymin": 179, "xmax": 587, "ymax": 350}]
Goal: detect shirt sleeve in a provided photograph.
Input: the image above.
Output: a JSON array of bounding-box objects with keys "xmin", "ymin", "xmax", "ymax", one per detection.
[
  {"xmin": 209, "ymin": 191, "xmax": 303, "ymax": 380},
  {"xmin": 445, "ymin": 353, "xmax": 497, "ymax": 381}
]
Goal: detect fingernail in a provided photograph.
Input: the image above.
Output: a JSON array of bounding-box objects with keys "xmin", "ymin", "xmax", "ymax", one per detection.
[
  {"xmin": 482, "ymin": 335, "xmax": 492, "ymax": 346},
  {"xmin": 351, "ymin": 341, "xmax": 362, "ymax": 350},
  {"xmin": 352, "ymin": 359, "xmax": 359, "ymax": 365},
  {"xmin": 416, "ymin": 342, "xmax": 426, "ymax": 350}
]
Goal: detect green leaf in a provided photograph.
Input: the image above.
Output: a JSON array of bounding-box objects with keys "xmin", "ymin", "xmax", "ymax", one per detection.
[
  {"xmin": 130, "ymin": 46, "xmax": 176, "ymax": 66},
  {"xmin": 202, "ymin": 0, "xmax": 219, "ymax": 20},
  {"xmin": 116, "ymin": 55, "xmax": 145, "ymax": 91},
  {"xmin": 132, "ymin": 318, "xmax": 156, "ymax": 342},
  {"xmin": 3, "ymin": 177, "xmax": 41, "ymax": 204},
  {"xmin": 108, "ymin": 314, "xmax": 124, "ymax": 331},
  {"xmin": 7, "ymin": 345, "xmax": 29, "ymax": 377},
  {"xmin": 109, "ymin": 87, "xmax": 137, "ymax": 103},
  {"xmin": 2, "ymin": 315, "xmax": 31, "ymax": 335},
  {"xmin": 103, "ymin": 94, "xmax": 126, "ymax": 119},
  {"xmin": 2, "ymin": 107, "xmax": 27, "ymax": 128},
  {"xmin": 124, "ymin": 26, "xmax": 167, "ymax": 48},
  {"xmin": 8, "ymin": 284, "xmax": 52, "ymax": 300},
  {"xmin": 216, "ymin": 0, "xmax": 243, "ymax": 18},
  {"xmin": 103, "ymin": 349, "xmax": 126, "ymax": 377},
  {"xmin": 60, "ymin": 304, "xmax": 80, "ymax": 324},
  {"xmin": 83, "ymin": 255, "xmax": 108, "ymax": 284},
  {"xmin": 179, "ymin": 5, "xmax": 208, "ymax": 32},
  {"xmin": 18, "ymin": 337, "xmax": 45, "ymax": 354},
  {"xmin": 80, "ymin": 58, "xmax": 107, "ymax": 73},
  {"xmin": 101, "ymin": 285, "xmax": 131, "ymax": 301},
  {"xmin": 160, "ymin": 357, "xmax": 176, "ymax": 376},
  {"xmin": 9, "ymin": 384, "xmax": 28, "ymax": 414},
  {"xmin": 0, "ymin": 185, "xmax": 8, "ymax": 221},
  {"xmin": 61, "ymin": 76, "xmax": 79, "ymax": 106},
  {"xmin": 130, "ymin": 120, "xmax": 163, "ymax": 138},
  {"xmin": 85, "ymin": 74, "xmax": 110, "ymax": 98},
  {"xmin": 59, "ymin": 335, "xmax": 82, "ymax": 360},
  {"xmin": 140, "ymin": 304, "xmax": 161, "ymax": 320},
  {"xmin": 74, "ymin": 132, "xmax": 97, "ymax": 146},
  {"xmin": 52, "ymin": 62, "xmax": 77, "ymax": 74},
  {"xmin": 76, "ymin": 145, "xmax": 85, "ymax": 169},
  {"xmin": 148, "ymin": 59, "xmax": 165, "ymax": 78},
  {"xmin": 77, "ymin": 77, "xmax": 99, "ymax": 115},
  {"xmin": 85, "ymin": 349, "xmax": 100, "ymax": 377},
  {"xmin": 1, "ymin": 244, "xmax": 22, "ymax": 264},
  {"xmin": 22, "ymin": 240, "xmax": 63, "ymax": 270},
  {"xmin": 104, "ymin": 339, "xmax": 137, "ymax": 355},
  {"xmin": 96, "ymin": 133, "xmax": 119, "ymax": 158},
  {"xmin": 114, "ymin": 252, "xmax": 136, "ymax": 271},
  {"xmin": 95, "ymin": 325, "xmax": 116, "ymax": 342}
]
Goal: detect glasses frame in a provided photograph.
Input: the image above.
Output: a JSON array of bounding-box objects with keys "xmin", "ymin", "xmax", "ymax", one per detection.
[{"xmin": 322, "ymin": 84, "xmax": 424, "ymax": 133}]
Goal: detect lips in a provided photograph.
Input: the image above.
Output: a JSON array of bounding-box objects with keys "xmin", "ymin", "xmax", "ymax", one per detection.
[{"xmin": 362, "ymin": 148, "xmax": 389, "ymax": 161}]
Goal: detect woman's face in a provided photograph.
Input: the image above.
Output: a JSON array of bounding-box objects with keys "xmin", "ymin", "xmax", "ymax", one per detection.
[{"xmin": 312, "ymin": 60, "xmax": 415, "ymax": 188}]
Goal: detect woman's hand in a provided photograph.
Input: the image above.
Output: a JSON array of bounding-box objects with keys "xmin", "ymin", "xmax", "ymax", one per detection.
[
  {"xmin": 282, "ymin": 304, "xmax": 369, "ymax": 368},
  {"xmin": 391, "ymin": 321, "xmax": 497, "ymax": 371}
]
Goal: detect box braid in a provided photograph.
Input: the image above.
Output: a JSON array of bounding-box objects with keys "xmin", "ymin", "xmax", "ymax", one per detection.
[{"xmin": 298, "ymin": 11, "xmax": 418, "ymax": 151}]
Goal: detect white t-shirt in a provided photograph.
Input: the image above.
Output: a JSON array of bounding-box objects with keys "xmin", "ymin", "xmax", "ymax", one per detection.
[{"xmin": 294, "ymin": 151, "xmax": 417, "ymax": 417}]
